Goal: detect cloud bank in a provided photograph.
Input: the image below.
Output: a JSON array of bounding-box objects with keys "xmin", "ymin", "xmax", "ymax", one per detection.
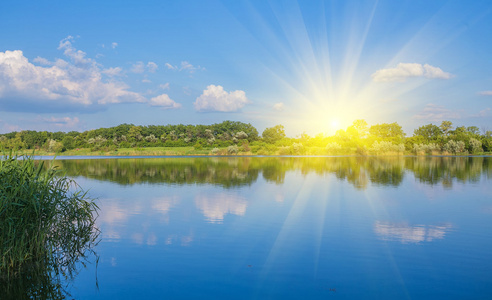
[
  {"xmin": 413, "ymin": 104, "xmax": 461, "ymax": 121},
  {"xmin": 41, "ymin": 116, "xmax": 80, "ymax": 127},
  {"xmin": 0, "ymin": 37, "xmax": 145, "ymax": 112},
  {"xmin": 194, "ymin": 85, "xmax": 249, "ymax": 112},
  {"xmin": 372, "ymin": 63, "xmax": 453, "ymax": 82}
]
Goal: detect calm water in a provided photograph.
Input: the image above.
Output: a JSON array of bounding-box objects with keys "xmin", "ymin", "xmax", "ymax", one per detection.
[{"xmin": 25, "ymin": 157, "xmax": 492, "ymax": 298}]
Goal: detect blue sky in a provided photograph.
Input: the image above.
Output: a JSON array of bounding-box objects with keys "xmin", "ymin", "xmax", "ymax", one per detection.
[{"xmin": 1, "ymin": 0, "xmax": 492, "ymax": 136}]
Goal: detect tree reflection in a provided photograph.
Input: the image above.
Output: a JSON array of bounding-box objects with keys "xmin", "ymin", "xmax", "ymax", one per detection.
[{"xmin": 51, "ymin": 156, "xmax": 492, "ymax": 189}]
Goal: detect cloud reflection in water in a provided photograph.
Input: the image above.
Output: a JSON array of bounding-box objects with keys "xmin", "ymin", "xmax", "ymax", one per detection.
[
  {"xmin": 195, "ymin": 193, "xmax": 247, "ymax": 223},
  {"xmin": 374, "ymin": 221, "xmax": 453, "ymax": 244}
]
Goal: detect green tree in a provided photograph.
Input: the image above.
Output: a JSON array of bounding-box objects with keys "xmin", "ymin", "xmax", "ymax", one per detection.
[
  {"xmin": 351, "ymin": 119, "xmax": 369, "ymax": 137},
  {"xmin": 62, "ymin": 136, "xmax": 75, "ymax": 150},
  {"xmin": 439, "ymin": 121, "xmax": 453, "ymax": 136},
  {"xmin": 262, "ymin": 125, "xmax": 286, "ymax": 144},
  {"xmin": 467, "ymin": 126, "xmax": 480, "ymax": 136},
  {"xmin": 128, "ymin": 126, "xmax": 143, "ymax": 142},
  {"xmin": 369, "ymin": 122, "xmax": 405, "ymax": 142},
  {"xmin": 469, "ymin": 138, "xmax": 483, "ymax": 154},
  {"xmin": 413, "ymin": 124, "xmax": 443, "ymax": 141}
]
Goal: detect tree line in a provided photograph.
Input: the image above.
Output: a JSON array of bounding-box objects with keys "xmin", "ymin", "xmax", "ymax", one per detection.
[{"xmin": 0, "ymin": 119, "xmax": 491, "ymax": 155}]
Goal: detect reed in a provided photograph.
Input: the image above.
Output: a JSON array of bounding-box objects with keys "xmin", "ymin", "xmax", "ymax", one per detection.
[{"xmin": 0, "ymin": 151, "xmax": 99, "ymax": 280}]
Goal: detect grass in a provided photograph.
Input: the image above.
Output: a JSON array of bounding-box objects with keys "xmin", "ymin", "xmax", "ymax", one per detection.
[
  {"xmin": 13, "ymin": 146, "xmax": 492, "ymax": 157},
  {"xmin": 0, "ymin": 151, "xmax": 99, "ymax": 282}
]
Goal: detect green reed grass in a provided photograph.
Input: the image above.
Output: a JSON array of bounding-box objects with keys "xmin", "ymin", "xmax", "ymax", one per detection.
[{"xmin": 0, "ymin": 151, "xmax": 99, "ymax": 280}]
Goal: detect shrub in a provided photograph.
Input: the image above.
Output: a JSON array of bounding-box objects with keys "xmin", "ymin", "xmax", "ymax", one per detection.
[
  {"xmin": 469, "ymin": 138, "xmax": 482, "ymax": 154},
  {"xmin": 370, "ymin": 141, "xmax": 404, "ymax": 154},
  {"xmin": 326, "ymin": 142, "xmax": 342, "ymax": 154},
  {"xmin": 0, "ymin": 153, "xmax": 99, "ymax": 279},
  {"xmin": 413, "ymin": 143, "xmax": 441, "ymax": 155},
  {"xmin": 227, "ymin": 145, "xmax": 239, "ymax": 155},
  {"xmin": 443, "ymin": 140, "xmax": 466, "ymax": 154},
  {"xmin": 291, "ymin": 142, "xmax": 305, "ymax": 155},
  {"xmin": 145, "ymin": 134, "xmax": 157, "ymax": 143},
  {"xmin": 240, "ymin": 141, "xmax": 251, "ymax": 152}
]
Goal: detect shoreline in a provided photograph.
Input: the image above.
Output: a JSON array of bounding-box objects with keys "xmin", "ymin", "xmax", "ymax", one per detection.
[{"xmin": 8, "ymin": 146, "xmax": 492, "ymax": 159}]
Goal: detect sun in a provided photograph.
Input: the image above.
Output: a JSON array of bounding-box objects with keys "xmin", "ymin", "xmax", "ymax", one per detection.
[{"xmin": 330, "ymin": 119, "xmax": 340, "ymax": 131}]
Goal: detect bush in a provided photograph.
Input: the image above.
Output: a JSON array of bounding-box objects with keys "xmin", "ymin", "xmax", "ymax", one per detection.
[
  {"xmin": 443, "ymin": 140, "xmax": 466, "ymax": 154},
  {"xmin": 370, "ymin": 141, "xmax": 404, "ymax": 154},
  {"xmin": 413, "ymin": 143, "xmax": 441, "ymax": 155},
  {"xmin": 326, "ymin": 142, "xmax": 342, "ymax": 154},
  {"xmin": 0, "ymin": 153, "xmax": 99, "ymax": 279},
  {"xmin": 227, "ymin": 145, "xmax": 239, "ymax": 155},
  {"xmin": 240, "ymin": 141, "xmax": 251, "ymax": 152},
  {"xmin": 469, "ymin": 138, "xmax": 482, "ymax": 154},
  {"xmin": 291, "ymin": 142, "xmax": 305, "ymax": 155}
]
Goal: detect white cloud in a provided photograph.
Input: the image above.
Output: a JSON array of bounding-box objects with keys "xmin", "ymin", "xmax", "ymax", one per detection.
[
  {"xmin": 273, "ymin": 102, "xmax": 285, "ymax": 111},
  {"xmin": 42, "ymin": 116, "xmax": 80, "ymax": 127},
  {"xmin": 111, "ymin": 42, "xmax": 118, "ymax": 49},
  {"xmin": 0, "ymin": 39, "xmax": 145, "ymax": 110},
  {"xmin": 133, "ymin": 61, "xmax": 158, "ymax": 73},
  {"xmin": 147, "ymin": 62, "xmax": 158, "ymax": 73},
  {"xmin": 159, "ymin": 83, "xmax": 170, "ymax": 90},
  {"xmin": 131, "ymin": 61, "xmax": 145, "ymax": 73},
  {"xmin": 180, "ymin": 61, "xmax": 204, "ymax": 73},
  {"xmin": 194, "ymin": 85, "xmax": 249, "ymax": 112},
  {"xmin": 413, "ymin": 104, "xmax": 461, "ymax": 121},
  {"xmin": 165, "ymin": 63, "xmax": 177, "ymax": 70},
  {"xmin": 149, "ymin": 94, "xmax": 181, "ymax": 109},
  {"xmin": 142, "ymin": 78, "xmax": 151, "ymax": 83},
  {"xmin": 474, "ymin": 107, "xmax": 491, "ymax": 117},
  {"xmin": 165, "ymin": 61, "xmax": 204, "ymax": 73},
  {"xmin": 423, "ymin": 64, "xmax": 452, "ymax": 79},
  {"xmin": 372, "ymin": 63, "xmax": 453, "ymax": 82},
  {"xmin": 102, "ymin": 67, "xmax": 123, "ymax": 77},
  {"xmin": 479, "ymin": 91, "xmax": 492, "ymax": 96},
  {"xmin": 33, "ymin": 56, "xmax": 51, "ymax": 66},
  {"xmin": 58, "ymin": 36, "xmax": 94, "ymax": 67}
]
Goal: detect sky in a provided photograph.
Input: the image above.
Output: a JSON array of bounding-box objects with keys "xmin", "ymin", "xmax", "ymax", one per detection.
[{"xmin": 1, "ymin": 0, "xmax": 492, "ymax": 136}]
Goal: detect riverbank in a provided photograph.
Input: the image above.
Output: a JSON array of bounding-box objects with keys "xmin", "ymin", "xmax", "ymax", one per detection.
[{"xmin": 13, "ymin": 146, "xmax": 492, "ymax": 157}]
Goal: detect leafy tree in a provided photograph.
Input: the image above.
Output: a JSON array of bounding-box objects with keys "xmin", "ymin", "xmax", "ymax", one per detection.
[
  {"xmin": 369, "ymin": 122, "xmax": 405, "ymax": 141},
  {"xmin": 262, "ymin": 125, "xmax": 286, "ymax": 144},
  {"xmin": 413, "ymin": 124, "xmax": 442, "ymax": 141},
  {"xmin": 467, "ymin": 126, "xmax": 480, "ymax": 136},
  {"xmin": 128, "ymin": 126, "xmax": 143, "ymax": 142},
  {"xmin": 351, "ymin": 119, "xmax": 369, "ymax": 137},
  {"xmin": 20, "ymin": 130, "xmax": 48, "ymax": 149},
  {"xmin": 439, "ymin": 121, "xmax": 453, "ymax": 136},
  {"xmin": 469, "ymin": 138, "xmax": 483, "ymax": 154},
  {"xmin": 62, "ymin": 136, "xmax": 75, "ymax": 150}
]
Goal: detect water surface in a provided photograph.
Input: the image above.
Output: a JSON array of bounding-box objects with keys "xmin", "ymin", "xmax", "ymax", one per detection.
[{"xmin": 37, "ymin": 157, "xmax": 492, "ymax": 298}]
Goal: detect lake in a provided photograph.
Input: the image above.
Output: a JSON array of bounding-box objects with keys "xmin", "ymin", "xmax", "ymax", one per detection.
[{"xmin": 16, "ymin": 156, "xmax": 492, "ymax": 299}]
